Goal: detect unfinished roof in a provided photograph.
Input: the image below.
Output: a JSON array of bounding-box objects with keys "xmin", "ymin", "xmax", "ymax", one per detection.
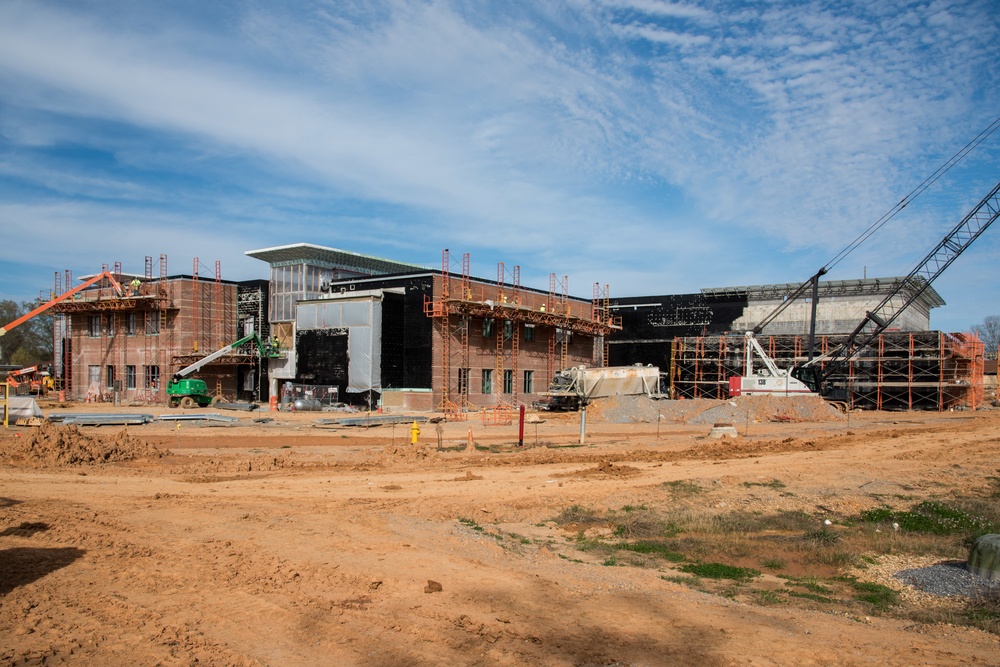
[
  {"xmin": 245, "ymin": 243, "xmax": 428, "ymax": 275},
  {"xmin": 701, "ymin": 276, "xmax": 945, "ymax": 308}
]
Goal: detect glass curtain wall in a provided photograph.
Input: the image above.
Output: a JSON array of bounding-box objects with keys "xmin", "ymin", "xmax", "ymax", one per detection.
[{"xmin": 270, "ymin": 264, "xmax": 333, "ymax": 321}]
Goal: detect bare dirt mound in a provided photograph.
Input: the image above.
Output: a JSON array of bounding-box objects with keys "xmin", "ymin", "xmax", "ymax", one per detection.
[
  {"xmin": 0, "ymin": 422, "xmax": 165, "ymax": 467},
  {"xmin": 589, "ymin": 394, "xmax": 844, "ymax": 424},
  {"xmin": 555, "ymin": 460, "xmax": 642, "ymax": 479}
]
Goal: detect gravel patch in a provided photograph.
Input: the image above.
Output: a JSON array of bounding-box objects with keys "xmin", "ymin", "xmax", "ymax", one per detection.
[{"xmin": 896, "ymin": 561, "xmax": 1000, "ymax": 598}]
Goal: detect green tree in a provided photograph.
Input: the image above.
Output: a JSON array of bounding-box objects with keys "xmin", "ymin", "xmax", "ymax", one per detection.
[
  {"xmin": 0, "ymin": 299, "xmax": 54, "ymax": 366},
  {"xmin": 971, "ymin": 315, "xmax": 1000, "ymax": 360}
]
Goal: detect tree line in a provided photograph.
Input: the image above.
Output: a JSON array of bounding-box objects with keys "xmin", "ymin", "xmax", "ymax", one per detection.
[{"xmin": 0, "ymin": 300, "xmax": 54, "ymax": 366}]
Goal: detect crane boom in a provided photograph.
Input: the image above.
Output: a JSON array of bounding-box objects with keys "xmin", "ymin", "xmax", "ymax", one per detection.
[
  {"xmin": 0, "ymin": 271, "xmax": 123, "ymax": 337},
  {"xmin": 794, "ymin": 180, "xmax": 1000, "ymax": 394}
]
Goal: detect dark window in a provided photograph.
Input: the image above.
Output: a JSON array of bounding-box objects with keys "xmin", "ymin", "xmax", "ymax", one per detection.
[
  {"xmin": 126, "ymin": 365, "xmax": 136, "ymax": 390},
  {"xmin": 457, "ymin": 368, "xmax": 469, "ymax": 396},
  {"xmin": 481, "ymin": 369, "xmax": 493, "ymax": 394},
  {"xmin": 482, "ymin": 319, "xmax": 494, "ymax": 337},
  {"xmin": 523, "ymin": 370, "xmax": 534, "ymax": 394},
  {"xmin": 524, "ymin": 325, "xmax": 535, "ymax": 342},
  {"xmin": 88, "ymin": 315, "xmax": 101, "ymax": 337},
  {"xmin": 126, "ymin": 312, "xmax": 136, "ymax": 336},
  {"xmin": 145, "ymin": 311, "xmax": 160, "ymax": 335},
  {"xmin": 503, "ymin": 370, "xmax": 513, "ymax": 394}
]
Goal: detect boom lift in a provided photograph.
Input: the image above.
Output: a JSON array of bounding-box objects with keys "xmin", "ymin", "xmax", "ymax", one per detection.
[
  {"xmin": 166, "ymin": 333, "xmax": 280, "ymax": 408},
  {"xmin": 6, "ymin": 364, "xmax": 54, "ymax": 396},
  {"xmin": 731, "ymin": 180, "xmax": 1000, "ymax": 403}
]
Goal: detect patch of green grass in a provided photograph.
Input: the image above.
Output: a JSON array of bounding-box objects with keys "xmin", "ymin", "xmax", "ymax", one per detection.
[
  {"xmin": 749, "ymin": 589, "xmax": 785, "ymax": 606},
  {"xmin": 574, "ymin": 532, "xmax": 604, "ymax": 552},
  {"xmin": 457, "ymin": 517, "xmax": 484, "ymax": 533},
  {"xmin": 787, "ymin": 591, "xmax": 836, "ymax": 604},
  {"xmin": 803, "ymin": 527, "xmax": 841, "ymax": 544},
  {"xmin": 661, "ymin": 574, "xmax": 701, "ymax": 587},
  {"xmin": 781, "ymin": 576, "xmax": 833, "ymax": 595},
  {"xmin": 846, "ymin": 579, "xmax": 900, "ymax": 613},
  {"xmin": 743, "ymin": 479, "xmax": 786, "ymax": 490},
  {"xmin": 608, "ymin": 506, "xmax": 680, "ymax": 539},
  {"xmin": 678, "ymin": 562, "xmax": 760, "ymax": 582},
  {"xmin": 712, "ymin": 510, "xmax": 816, "ymax": 533},
  {"xmin": 554, "ymin": 505, "xmax": 604, "ymax": 527},
  {"xmin": 614, "ymin": 540, "xmax": 686, "ymax": 562},
  {"xmin": 860, "ymin": 500, "xmax": 1000, "ymax": 536},
  {"xmin": 761, "ymin": 557, "xmax": 786, "ymax": 570},
  {"xmin": 618, "ymin": 504, "xmax": 650, "ymax": 513},
  {"xmin": 557, "ymin": 554, "xmax": 584, "ymax": 564},
  {"xmin": 603, "ymin": 556, "xmax": 618, "ymax": 567},
  {"xmin": 662, "ymin": 480, "xmax": 703, "ymax": 496}
]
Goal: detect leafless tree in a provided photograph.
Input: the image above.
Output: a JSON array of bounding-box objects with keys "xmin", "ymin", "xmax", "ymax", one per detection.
[{"xmin": 971, "ymin": 315, "xmax": 1000, "ymax": 359}]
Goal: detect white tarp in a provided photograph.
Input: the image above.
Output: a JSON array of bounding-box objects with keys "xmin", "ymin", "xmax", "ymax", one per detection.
[
  {"xmin": 296, "ymin": 297, "xmax": 382, "ymax": 393},
  {"xmin": 7, "ymin": 396, "xmax": 43, "ymax": 419},
  {"xmin": 551, "ymin": 366, "xmax": 660, "ymax": 399}
]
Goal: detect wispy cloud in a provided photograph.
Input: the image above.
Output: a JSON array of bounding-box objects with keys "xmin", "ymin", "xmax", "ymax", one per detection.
[{"xmin": 0, "ymin": 0, "xmax": 997, "ymax": 331}]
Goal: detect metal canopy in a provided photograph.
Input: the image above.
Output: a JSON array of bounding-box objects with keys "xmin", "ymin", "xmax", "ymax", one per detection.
[
  {"xmin": 245, "ymin": 243, "xmax": 428, "ymax": 276},
  {"xmin": 701, "ymin": 276, "xmax": 946, "ymax": 307}
]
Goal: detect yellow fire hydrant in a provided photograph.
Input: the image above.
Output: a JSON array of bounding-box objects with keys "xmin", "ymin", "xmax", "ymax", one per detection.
[{"xmin": 410, "ymin": 421, "xmax": 421, "ymax": 444}]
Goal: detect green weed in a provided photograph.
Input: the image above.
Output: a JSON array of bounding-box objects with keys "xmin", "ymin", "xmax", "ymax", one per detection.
[{"xmin": 678, "ymin": 562, "xmax": 760, "ymax": 582}]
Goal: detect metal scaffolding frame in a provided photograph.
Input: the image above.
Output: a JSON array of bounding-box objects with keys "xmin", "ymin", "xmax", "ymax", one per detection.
[
  {"xmin": 424, "ymin": 250, "xmax": 619, "ymax": 418},
  {"xmin": 670, "ymin": 331, "xmax": 984, "ymax": 410}
]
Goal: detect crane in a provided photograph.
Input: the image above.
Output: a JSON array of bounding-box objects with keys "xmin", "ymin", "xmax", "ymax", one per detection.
[
  {"xmin": 0, "ymin": 271, "xmax": 123, "ymax": 338},
  {"xmin": 792, "ymin": 180, "xmax": 1000, "ymax": 399},
  {"xmin": 730, "ymin": 180, "xmax": 1000, "ymax": 403}
]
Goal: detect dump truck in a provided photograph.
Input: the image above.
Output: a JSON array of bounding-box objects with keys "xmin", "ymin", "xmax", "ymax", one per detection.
[{"xmin": 533, "ymin": 364, "xmax": 661, "ymax": 411}]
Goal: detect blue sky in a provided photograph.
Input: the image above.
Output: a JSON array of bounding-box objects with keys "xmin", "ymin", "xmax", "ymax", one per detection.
[{"xmin": 0, "ymin": 0, "xmax": 998, "ymax": 332}]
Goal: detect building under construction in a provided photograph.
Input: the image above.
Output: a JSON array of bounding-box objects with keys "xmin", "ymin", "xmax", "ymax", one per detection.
[
  {"xmin": 33, "ymin": 246, "xmax": 985, "ymax": 412},
  {"xmin": 245, "ymin": 245, "xmax": 618, "ymax": 414},
  {"xmin": 609, "ymin": 277, "xmax": 984, "ymax": 411},
  {"xmin": 50, "ymin": 258, "xmax": 271, "ymax": 403}
]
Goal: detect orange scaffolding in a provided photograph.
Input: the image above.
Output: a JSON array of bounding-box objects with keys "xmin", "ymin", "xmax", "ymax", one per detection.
[
  {"xmin": 670, "ymin": 331, "xmax": 985, "ymax": 410},
  {"xmin": 424, "ymin": 251, "xmax": 619, "ymax": 419}
]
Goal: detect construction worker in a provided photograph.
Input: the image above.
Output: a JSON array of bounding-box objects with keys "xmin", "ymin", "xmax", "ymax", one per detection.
[
  {"xmin": 129, "ymin": 277, "xmax": 141, "ymax": 295},
  {"xmin": 271, "ymin": 335, "xmax": 280, "ymax": 353}
]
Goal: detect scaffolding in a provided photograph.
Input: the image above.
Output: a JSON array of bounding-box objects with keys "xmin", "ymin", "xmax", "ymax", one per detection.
[
  {"xmin": 424, "ymin": 250, "xmax": 619, "ymax": 418},
  {"xmin": 670, "ymin": 331, "xmax": 985, "ymax": 411},
  {"xmin": 591, "ymin": 283, "xmax": 618, "ymax": 367},
  {"xmin": 237, "ymin": 281, "xmax": 269, "ymax": 401}
]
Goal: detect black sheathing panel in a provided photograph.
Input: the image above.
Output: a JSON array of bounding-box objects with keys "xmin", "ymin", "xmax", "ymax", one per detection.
[
  {"xmin": 609, "ymin": 293, "xmax": 749, "ymax": 367},
  {"xmin": 400, "ymin": 278, "xmax": 433, "ymax": 388},
  {"xmin": 322, "ymin": 275, "xmax": 434, "ymax": 389},
  {"xmin": 295, "ymin": 328, "xmax": 348, "ymax": 396},
  {"xmin": 380, "ymin": 292, "xmax": 405, "ymax": 389}
]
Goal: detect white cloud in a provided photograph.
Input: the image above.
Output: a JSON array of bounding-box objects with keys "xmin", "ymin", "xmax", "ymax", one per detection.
[{"xmin": 0, "ymin": 0, "xmax": 997, "ymax": 327}]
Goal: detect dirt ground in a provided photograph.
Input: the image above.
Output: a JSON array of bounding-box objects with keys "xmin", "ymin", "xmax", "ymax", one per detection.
[{"xmin": 2, "ymin": 396, "xmax": 999, "ymax": 666}]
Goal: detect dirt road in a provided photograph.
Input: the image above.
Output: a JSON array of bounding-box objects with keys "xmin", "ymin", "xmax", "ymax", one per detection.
[{"xmin": 2, "ymin": 399, "xmax": 998, "ymax": 666}]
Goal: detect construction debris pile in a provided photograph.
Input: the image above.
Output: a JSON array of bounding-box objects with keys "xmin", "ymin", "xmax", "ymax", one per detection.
[
  {"xmin": 0, "ymin": 422, "xmax": 165, "ymax": 467},
  {"xmin": 590, "ymin": 395, "xmax": 845, "ymax": 425}
]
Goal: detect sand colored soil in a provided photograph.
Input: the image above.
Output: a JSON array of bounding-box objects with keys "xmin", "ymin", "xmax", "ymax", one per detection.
[{"xmin": 1, "ymin": 396, "xmax": 998, "ymax": 666}]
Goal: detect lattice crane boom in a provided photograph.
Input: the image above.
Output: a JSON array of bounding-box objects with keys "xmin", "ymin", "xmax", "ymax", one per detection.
[{"xmin": 794, "ymin": 180, "xmax": 1000, "ymax": 394}]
